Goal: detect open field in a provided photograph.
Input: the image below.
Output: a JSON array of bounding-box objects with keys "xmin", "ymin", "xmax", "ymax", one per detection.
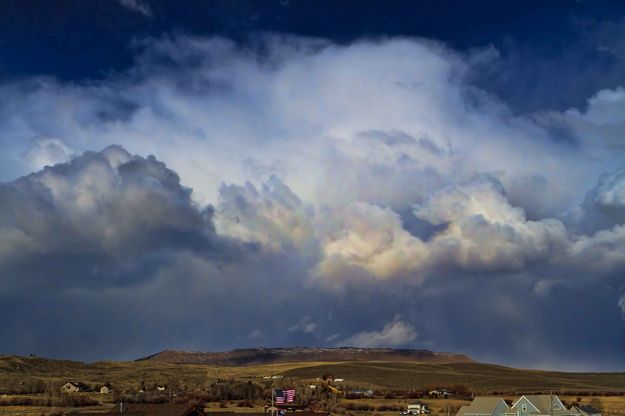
[
  {"xmin": 3, "ymin": 355, "xmax": 625, "ymax": 394},
  {"xmin": 280, "ymin": 361, "xmax": 625, "ymax": 393}
]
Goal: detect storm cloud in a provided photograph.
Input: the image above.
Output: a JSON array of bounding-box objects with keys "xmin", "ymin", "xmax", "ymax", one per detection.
[{"xmin": 1, "ymin": 35, "xmax": 625, "ymax": 370}]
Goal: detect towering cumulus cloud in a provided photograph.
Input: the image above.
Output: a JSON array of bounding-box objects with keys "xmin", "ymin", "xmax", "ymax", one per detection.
[
  {"xmin": 1, "ymin": 35, "xmax": 625, "ymax": 369},
  {"xmin": 0, "ymin": 146, "xmax": 238, "ymax": 299}
]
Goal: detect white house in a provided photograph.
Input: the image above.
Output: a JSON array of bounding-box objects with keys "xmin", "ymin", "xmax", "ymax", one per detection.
[
  {"xmin": 61, "ymin": 382, "xmax": 90, "ymax": 393},
  {"xmin": 61, "ymin": 382, "xmax": 80, "ymax": 393}
]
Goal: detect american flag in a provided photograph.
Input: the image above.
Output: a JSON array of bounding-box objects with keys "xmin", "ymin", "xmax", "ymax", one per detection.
[{"xmin": 275, "ymin": 389, "xmax": 295, "ymax": 404}]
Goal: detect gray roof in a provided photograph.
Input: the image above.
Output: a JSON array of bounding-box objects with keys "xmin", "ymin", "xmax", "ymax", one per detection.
[
  {"xmin": 577, "ymin": 405, "xmax": 601, "ymax": 414},
  {"xmin": 512, "ymin": 395, "xmax": 582, "ymax": 416},
  {"xmin": 519, "ymin": 395, "xmax": 555, "ymax": 412},
  {"xmin": 456, "ymin": 397, "xmax": 509, "ymax": 416}
]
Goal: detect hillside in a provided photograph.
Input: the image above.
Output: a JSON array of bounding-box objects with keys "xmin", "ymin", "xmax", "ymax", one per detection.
[
  {"xmin": 280, "ymin": 361, "xmax": 625, "ymax": 392},
  {"xmin": 0, "ymin": 355, "xmax": 210, "ymax": 394},
  {"xmin": 137, "ymin": 347, "xmax": 475, "ymax": 366},
  {"xmin": 2, "ymin": 352, "xmax": 625, "ymax": 395}
]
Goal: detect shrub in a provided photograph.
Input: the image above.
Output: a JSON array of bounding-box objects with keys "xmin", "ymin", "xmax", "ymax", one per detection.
[
  {"xmin": 0, "ymin": 397, "xmax": 34, "ymax": 406},
  {"xmin": 344, "ymin": 403, "xmax": 373, "ymax": 411},
  {"xmin": 376, "ymin": 404, "xmax": 401, "ymax": 411},
  {"xmin": 237, "ymin": 399, "xmax": 254, "ymax": 407}
]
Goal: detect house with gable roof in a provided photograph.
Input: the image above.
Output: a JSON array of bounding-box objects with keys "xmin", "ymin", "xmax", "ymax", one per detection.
[
  {"xmin": 512, "ymin": 395, "xmax": 579, "ymax": 416},
  {"xmin": 456, "ymin": 397, "xmax": 516, "ymax": 416},
  {"xmin": 570, "ymin": 405, "xmax": 601, "ymax": 416},
  {"xmin": 457, "ymin": 395, "xmax": 601, "ymax": 416},
  {"xmin": 61, "ymin": 382, "xmax": 92, "ymax": 393}
]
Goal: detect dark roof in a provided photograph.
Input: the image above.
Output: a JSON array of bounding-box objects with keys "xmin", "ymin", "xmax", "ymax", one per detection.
[{"xmin": 578, "ymin": 405, "xmax": 601, "ymax": 413}]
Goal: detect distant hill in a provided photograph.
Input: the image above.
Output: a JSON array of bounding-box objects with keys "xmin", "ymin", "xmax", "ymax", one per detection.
[{"xmin": 137, "ymin": 347, "xmax": 475, "ymax": 366}]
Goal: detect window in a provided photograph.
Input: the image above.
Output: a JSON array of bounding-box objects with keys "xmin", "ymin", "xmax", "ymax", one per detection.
[
  {"xmin": 553, "ymin": 405, "xmax": 561, "ymax": 410},
  {"xmin": 521, "ymin": 404, "xmax": 527, "ymax": 412}
]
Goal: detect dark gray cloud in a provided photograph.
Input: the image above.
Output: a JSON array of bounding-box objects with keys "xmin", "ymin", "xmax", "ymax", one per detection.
[
  {"xmin": 572, "ymin": 169, "xmax": 625, "ymax": 234},
  {"xmin": 0, "ymin": 145, "xmax": 223, "ymax": 284}
]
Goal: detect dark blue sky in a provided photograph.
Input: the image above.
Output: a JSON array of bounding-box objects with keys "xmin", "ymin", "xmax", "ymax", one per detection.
[
  {"xmin": 2, "ymin": 0, "xmax": 625, "ymax": 111},
  {"xmin": 2, "ymin": 1, "xmax": 625, "ymax": 369}
]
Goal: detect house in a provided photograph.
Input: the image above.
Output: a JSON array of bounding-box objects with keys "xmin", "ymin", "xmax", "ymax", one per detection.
[
  {"xmin": 405, "ymin": 400, "xmax": 431, "ymax": 415},
  {"xmin": 348, "ymin": 388, "xmax": 374, "ymax": 396},
  {"xmin": 429, "ymin": 389, "xmax": 452, "ymax": 398},
  {"xmin": 458, "ymin": 395, "xmax": 600, "ymax": 416},
  {"xmin": 100, "ymin": 383, "xmax": 112, "ymax": 394},
  {"xmin": 571, "ymin": 405, "xmax": 602, "ymax": 416},
  {"xmin": 456, "ymin": 397, "xmax": 516, "ymax": 416},
  {"xmin": 61, "ymin": 382, "xmax": 91, "ymax": 393},
  {"xmin": 512, "ymin": 395, "xmax": 580, "ymax": 416}
]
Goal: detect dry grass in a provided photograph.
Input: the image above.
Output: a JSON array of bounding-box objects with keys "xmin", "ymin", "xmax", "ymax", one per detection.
[
  {"xmin": 279, "ymin": 361, "xmax": 625, "ymax": 392},
  {"xmin": 194, "ymin": 397, "xmax": 625, "ymax": 415},
  {"xmin": 3, "ymin": 355, "xmax": 625, "ymax": 415},
  {"xmin": 4, "ymin": 356, "xmax": 625, "ymax": 394}
]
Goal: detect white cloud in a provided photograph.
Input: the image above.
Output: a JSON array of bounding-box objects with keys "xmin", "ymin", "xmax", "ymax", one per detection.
[
  {"xmin": 338, "ymin": 317, "xmax": 417, "ymax": 348},
  {"xmin": 25, "ymin": 138, "xmax": 72, "ymax": 170},
  {"xmin": 567, "ymin": 87, "xmax": 625, "ymax": 125},
  {"xmin": 0, "ymin": 35, "xmax": 596, "ymax": 216},
  {"xmin": 619, "ymin": 290, "xmax": 625, "ymax": 319},
  {"xmin": 565, "ymin": 225, "xmax": 625, "ymax": 274},
  {"xmin": 288, "ymin": 316, "xmax": 318, "ymax": 334},
  {"xmin": 416, "ymin": 178, "xmax": 569, "ymax": 272},
  {"xmin": 215, "ymin": 177, "xmax": 317, "ymax": 255},
  {"xmin": 313, "ymin": 202, "xmax": 430, "ymax": 286},
  {"xmin": 1, "ymin": 36, "xmax": 624, "ymax": 290},
  {"xmin": 314, "ymin": 177, "xmax": 570, "ymax": 288},
  {"xmin": 116, "ymin": 0, "xmax": 152, "ymax": 17}
]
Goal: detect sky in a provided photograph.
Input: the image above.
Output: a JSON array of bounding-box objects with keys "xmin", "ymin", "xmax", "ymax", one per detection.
[{"xmin": 1, "ymin": 1, "xmax": 625, "ymax": 371}]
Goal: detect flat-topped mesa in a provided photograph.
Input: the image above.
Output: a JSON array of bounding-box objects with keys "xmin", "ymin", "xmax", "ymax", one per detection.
[{"xmin": 136, "ymin": 347, "xmax": 475, "ymax": 365}]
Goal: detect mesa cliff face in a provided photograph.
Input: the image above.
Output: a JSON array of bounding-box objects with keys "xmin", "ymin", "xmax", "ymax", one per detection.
[{"xmin": 137, "ymin": 347, "xmax": 475, "ymax": 365}]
